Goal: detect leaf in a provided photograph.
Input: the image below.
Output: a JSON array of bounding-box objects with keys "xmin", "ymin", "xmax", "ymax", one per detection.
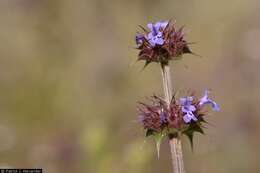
[
  {"xmin": 140, "ymin": 61, "xmax": 151, "ymax": 71},
  {"xmin": 184, "ymin": 130, "xmax": 194, "ymax": 150},
  {"xmin": 183, "ymin": 46, "xmax": 192, "ymax": 54},
  {"xmin": 145, "ymin": 129, "xmax": 154, "ymax": 137},
  {"xmin": 145, "ymin": 129, "xmax": 167, "ymax": 158},
  {"xmin": 192, "ymin": 123, "xmax": 204, "ymax": 134},
  {"xmin": 182, "ymin": 122, "xmax": 204, "ymax": 150},
  {"xmin": 153, "ymin": 132, "xmax": 166, "ymax": 158}
]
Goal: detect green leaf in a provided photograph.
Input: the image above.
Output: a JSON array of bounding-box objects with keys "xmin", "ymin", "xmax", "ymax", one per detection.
[
  {"xmin": 184, "ymin": 130, "xmax": 194, "ymax": 150},
  {"xmin": 192, "ymin": 123, "xmax": 204, "ymax": 134},
  {"xmin": 154, "ymin": 132, "xmax": 166, "ymax": 158},
  {"xmin": 141, "ymin": 61, "xmax": 151, "ymax": 71},
  {"xmin": 182, "ymin": 122, "xmax": 204, "ymax": 150},
  {"xmin": 145, "ymin": 129, "xmax": 154, "ymax": 137}
]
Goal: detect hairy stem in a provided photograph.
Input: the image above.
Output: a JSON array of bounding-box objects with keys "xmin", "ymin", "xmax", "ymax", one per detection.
[
  {"xmin": 161, "ymin": 63, "xmax": 186, "ymax": 173},
  {"xmin": 169, "ymin": 137, "xmax": 185, "ymax": 173}
]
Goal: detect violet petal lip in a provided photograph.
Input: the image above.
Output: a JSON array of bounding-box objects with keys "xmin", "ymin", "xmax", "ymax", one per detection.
[
  {"xmin": 146, "ymin": 21, "xmax": 168, "ymax": 47},
  {"xmin": 183, "ymin": 112, "xmax": 198, "ymax": 123},
  {"xmin": 199, "ymin": 90, "xmax": 220, "ymax": 111},
  {"xmin": 135, "ymin": 34, "xmax": 144, "ymax": 45}
]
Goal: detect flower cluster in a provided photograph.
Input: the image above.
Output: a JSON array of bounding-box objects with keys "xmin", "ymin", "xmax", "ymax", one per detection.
[
  {"xmin": 135, "ymin": 20, "xmax": 192, "ymax": 66},
  {"xmin": 138, "ymin": 91, "xmax": 219, "ymax": 138}
]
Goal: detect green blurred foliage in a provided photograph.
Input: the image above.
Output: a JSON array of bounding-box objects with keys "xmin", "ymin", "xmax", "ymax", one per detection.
[{"xmin": 0, "ymin": 0, "xmax": 260, "ymax": 172}]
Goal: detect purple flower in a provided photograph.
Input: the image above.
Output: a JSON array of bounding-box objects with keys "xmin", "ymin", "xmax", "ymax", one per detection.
[
  {"xmin": 147, "ymin": 21, "xmax": 168, "ymax": 34},
  {"xmin": 180, "ymin": 96, "xmax": 197, "ymax": 123},
  {"xmin": 199, "ymin": 90, "xmax": 220, "ymax": 111},
  {"xmin": 138, "ymin": 114, "xmax": 145, "ymax": 123},
  {"xmin": 180, "ymin": 97, "xmax": 196, "ymax": 113},
  {"xmin": 135, "ymin": 33, "xmax": 144, "ymax": 46},
  {"xmin": 146, "ymin": 21, "xmax": 168, "ymax": 47},
  {"xmin": 183, "ymin": 112, "xmax": 198, "ymax": 123},
  {"xmin": 159, "ymin": 109, "xmax": 167, "ymax": 124}
]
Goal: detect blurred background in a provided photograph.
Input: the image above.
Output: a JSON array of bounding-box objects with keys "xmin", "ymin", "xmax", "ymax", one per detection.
[{"xmin": 0, "ymin": 0, "xmax": 260, "ymax": 172}]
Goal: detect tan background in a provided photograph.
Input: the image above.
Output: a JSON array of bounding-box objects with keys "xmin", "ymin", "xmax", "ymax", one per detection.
[{"xmin": 0, "ymin": 0, "xmax": 260, "ymax": 173}]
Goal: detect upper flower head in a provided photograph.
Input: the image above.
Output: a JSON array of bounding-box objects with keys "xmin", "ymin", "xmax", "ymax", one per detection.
[{"xmin": 135, "ymin": 20, "xmax": 193, "ymax": 66}]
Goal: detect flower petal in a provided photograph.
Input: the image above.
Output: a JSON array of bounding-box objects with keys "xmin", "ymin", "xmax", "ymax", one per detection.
[
  {"xmin": 135, "ymin": 34, "xmax": 144, "ymax": 45},
  {"xmin": 154, "ymin": 22, "xmax": 161, "ymax": 31},
  {"xmin": 183, "ymin": 114, "xmax": 192, "ymax": 123},
  {"xmin": 190, "ymin": 113, "xmax": 198, "ymax": 121},
  {"xmin": 159, "ymin": 110, "xmax": 167, "ymax": 123},
  {"xmin": 199, "ymin": 90, "xmax": 209, "ymax": 106},
  {"xmin": 180, "ymin": 97, "xmax": 186, "ymax": 105},
  {"xmin": 199, "ymin": 90, "xmax": 220, "ymax": 111},
  {"xmin": 183, "ymin": 112, "xmax": 198, "ymax": 123},
  {"xmin": 181, "ymin": 106, "xmax": 189, "ymax": 113},
  {"xmin": 208, "ymin": 100, "xmax": 220, "ymax": 111},
  {"xmin": 147, "ymin": 23, "xmax": 153, "ymax": 31},
  {"xmin": 189, "ymin": 105, "xmax": 196, "ymax": 112},
  {"xmin": 155, "ymin": 37, "xmax": 164, "ymax": 45}
]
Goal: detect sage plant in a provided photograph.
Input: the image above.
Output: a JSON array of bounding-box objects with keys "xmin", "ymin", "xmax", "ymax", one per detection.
[{"xmin": 135, "ymin": 20, "xmax": 219, "ymax": 173}]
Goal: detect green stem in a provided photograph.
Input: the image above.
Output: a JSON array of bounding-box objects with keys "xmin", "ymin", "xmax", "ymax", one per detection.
[{"xmin": 161, "ymin": 63, "xmax": 186, "ymax": 173}]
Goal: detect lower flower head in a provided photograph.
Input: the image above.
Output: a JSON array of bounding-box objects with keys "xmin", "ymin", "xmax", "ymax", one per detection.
[{"xmin": 137, "ymin": 90, "xmax": 219, "ymax": 133}]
